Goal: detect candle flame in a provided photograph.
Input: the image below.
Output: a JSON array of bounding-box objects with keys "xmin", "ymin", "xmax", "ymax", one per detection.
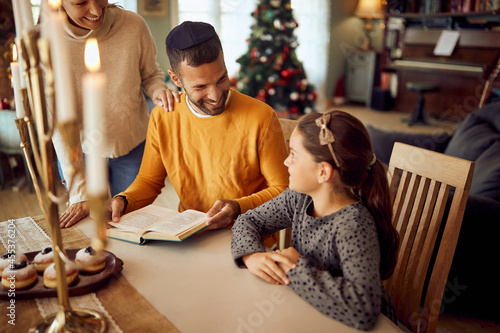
[
  {"xmin": 12, "ymin": 45, "xmax": 18, "ymax": 62},
  {"xmin": 85, "ymin": 38, "xmax": 101, "ymax": 72},
  {"xmin": 48, "ymin": 0, "xmax": 62, "ymax": 10}
]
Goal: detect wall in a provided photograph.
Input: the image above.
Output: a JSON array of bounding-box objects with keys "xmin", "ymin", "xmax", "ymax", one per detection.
[
  {"xmin": 327, "ymin": 1, "xmax": 384, "ymax": 104},
  {"xmin": 143, "ymin": 15, "xmax": 172, "ymax": 74}
]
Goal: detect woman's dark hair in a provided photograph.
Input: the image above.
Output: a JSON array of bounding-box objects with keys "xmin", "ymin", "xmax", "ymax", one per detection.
[
  {"xmin": 166, "ymin": 34, "xmax": 222, "ymax": 76},
  {"xmin": 297, "ymin": 110, "xmax": 399, "ymax": 279}
]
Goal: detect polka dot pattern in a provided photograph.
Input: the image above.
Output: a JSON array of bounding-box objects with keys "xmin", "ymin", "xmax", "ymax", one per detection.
[{"xmin": 231, "ymin": 188, "xmax": 394, "ymax": 331}]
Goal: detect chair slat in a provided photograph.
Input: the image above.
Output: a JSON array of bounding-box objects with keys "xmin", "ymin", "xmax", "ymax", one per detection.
[
  {"xmin": 422, "ymin": 187, "xmax": 471, "ymax": 333},
  {"xmin": 394, "ymin": 177, "xmax": 431, "ymax": 316}
]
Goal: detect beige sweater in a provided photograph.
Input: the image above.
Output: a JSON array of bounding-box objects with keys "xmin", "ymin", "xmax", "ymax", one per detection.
[{"xmin": 51, "ymin": 6, "xmax": 167, "ymax": 204}]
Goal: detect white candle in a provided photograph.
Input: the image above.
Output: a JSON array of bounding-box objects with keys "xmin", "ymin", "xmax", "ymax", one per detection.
[
  {"xmin": 12, "ymin": 0, "xmax": 33, "ymax": 89},
  {"xmin": 11, "ymin": 48, "xmax": 25, "ymax": 119},
  {"xmin": 47, "ymin": 7, "xmax": 76, "ymax": 123},
  {"xmin": 83, "ymin": 38, "xmax": 107, "ymax": 196}
]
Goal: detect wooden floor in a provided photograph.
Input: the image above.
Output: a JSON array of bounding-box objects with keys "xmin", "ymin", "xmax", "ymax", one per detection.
[{"xmin": 1, "ymin": 104, "xmax": 499, "ymax": 333}]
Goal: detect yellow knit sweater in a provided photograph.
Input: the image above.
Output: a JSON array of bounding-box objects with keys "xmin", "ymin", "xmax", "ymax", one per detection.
[{"xmin": 120, "ymin": 89, "xmax": 289, "ymax": 215}]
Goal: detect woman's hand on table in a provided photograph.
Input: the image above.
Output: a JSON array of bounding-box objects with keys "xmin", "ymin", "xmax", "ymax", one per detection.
[
  {"xmin": 59, "ymin": 201, "xmax": 89, "ymax": 228},
  {"xmin": 154, "ymin": 88, "xmax": 181, "ymax": 112},
  {"xmin": 242, "ymin": 252, "xmax": 297, "ymax": 285}
]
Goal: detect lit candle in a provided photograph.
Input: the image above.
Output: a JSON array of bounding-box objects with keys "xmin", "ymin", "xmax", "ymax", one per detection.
[
  {"xmin": 12, "ymin": 0, "xmax": 33, "ymax": 89},
  {"xmin": 10, "ymin": 46, "xmax": 25, "ymax": 119},
  {"xmin": 47, "ymin": 0, "xmax": 76, "ymax": 123},
  {"xmin": 83, "ymin": 38, "xmax": 107, "ymax": 196}
]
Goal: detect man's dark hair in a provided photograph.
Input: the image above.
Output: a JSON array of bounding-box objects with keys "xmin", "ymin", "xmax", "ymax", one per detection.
[{"xmin": 166, "ymin": 35, "xmax": 223, "ymax": 75}]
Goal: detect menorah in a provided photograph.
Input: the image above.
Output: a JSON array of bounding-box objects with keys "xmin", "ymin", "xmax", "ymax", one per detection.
[{"xmin": 13, "ymin": 19, "xmax": 108, "ymax": 333}]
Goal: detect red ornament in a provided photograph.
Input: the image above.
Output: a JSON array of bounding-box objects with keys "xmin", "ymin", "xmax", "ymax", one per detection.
[
  {"xmin": 284, "ymin": 46, "xmax": 289, "ymax": 56},
  {"xmin": 290, "ymin": 106, "xmax": 299, "ymax": 114},
  {"xmin": 281, "ymin": 70, "xmax": 289, "ymax": 78},
  {"xmin": 257, "ymin": 89, "xmax": 267, "ymax": 102},
  {"xmin": 251, "ymin": 47, "xmax": 258, "ymax": 60}
]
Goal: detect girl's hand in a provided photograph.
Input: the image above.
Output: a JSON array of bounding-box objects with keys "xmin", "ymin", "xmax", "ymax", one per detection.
[
  {"xmin": 242, "ymin": 252, "xmax": 296, "ymax": 285},
  {"xmin": 276, "ymin": 247, "xmax": 300, "ymax": 273}
]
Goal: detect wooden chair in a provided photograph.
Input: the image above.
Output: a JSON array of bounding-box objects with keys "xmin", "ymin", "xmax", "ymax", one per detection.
[
  {"xmin": 385, "ymin": 142, "xmax": 474, "ymax": 333},
  {"xmin": 277, "ymin": 118, "xmax": 297, "ymax": 250}
]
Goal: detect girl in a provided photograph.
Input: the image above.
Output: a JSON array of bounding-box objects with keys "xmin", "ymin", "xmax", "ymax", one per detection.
[{"xmin": 231, "ymin": 110, "xmax": 399, "ymax": 331}]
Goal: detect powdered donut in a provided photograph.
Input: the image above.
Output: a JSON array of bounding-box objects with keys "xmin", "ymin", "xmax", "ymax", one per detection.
[
  {"xmin": 1, "ymin": 261, "xmax": 37, "ymax": 290},
  {"xmin": 75, "ymin": 247, "xmax": 106, "ymax": 274},
  {"xmin": 43, "ymin": 261, "xmax": 78, "ymax": 289},
  {"xmin": 33, "ymin": 247, "xmax": 54, "ymax": 273},
  {"xmin": 0, "ymin": 252, "xmax": 28, "ymax": 277}
]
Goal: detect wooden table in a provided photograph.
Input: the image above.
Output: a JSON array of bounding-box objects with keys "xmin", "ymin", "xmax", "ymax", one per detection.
[{"xmin": 77, "ymin": 216, "xmax": 402, "ymax": 333}]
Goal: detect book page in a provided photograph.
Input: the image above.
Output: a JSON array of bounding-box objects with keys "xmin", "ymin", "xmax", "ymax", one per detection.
[
  {"xmin": 109, "ymin": 205, "xmax": 179, "ymax": 232},
  {"xmin": 149, "ymin": 210, "xmax": 207, "ymax": 235},
  {"xmin": 116, "ymin": 212, "xmax": 163, "ymax": 230}
]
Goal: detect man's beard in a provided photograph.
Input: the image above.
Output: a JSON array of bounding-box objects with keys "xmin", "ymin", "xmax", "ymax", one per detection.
[{"xmin": 188, "ymin": 89, "xmax": 229, "ymax": 116}]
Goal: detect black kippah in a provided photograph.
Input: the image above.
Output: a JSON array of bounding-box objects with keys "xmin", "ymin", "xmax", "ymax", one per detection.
[{"xmin": 166, "ymin": 21, "xmax": 216, "ymax": 50}]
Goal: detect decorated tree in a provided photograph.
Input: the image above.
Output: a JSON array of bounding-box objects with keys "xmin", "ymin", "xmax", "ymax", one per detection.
[{"xmin": 232, "ymin": 0, "xmax": 316, "ymax": 118}]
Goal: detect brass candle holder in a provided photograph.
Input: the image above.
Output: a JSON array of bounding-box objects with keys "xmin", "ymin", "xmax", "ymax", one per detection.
[{"xmin": 14, "ymin": 28, "xmax": 108, "ymax": 333}]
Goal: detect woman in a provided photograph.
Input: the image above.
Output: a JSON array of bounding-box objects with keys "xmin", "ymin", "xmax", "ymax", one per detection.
[
  {"xmin": 40, "ymin": 0, "xmax": 174, "ymax": 227},
  {"xmin": 231, "ymin": 111, "xmax": 399, "ymax": 331}
]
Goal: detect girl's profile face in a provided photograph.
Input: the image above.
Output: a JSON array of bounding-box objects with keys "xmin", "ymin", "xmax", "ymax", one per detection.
[
  {"xmin": 62, "ymin": 0, "xmax": 108, "ymax": 31},
  {"xmin": 284, "ymin": 128, "xmax": 322, "ymax": 195}
]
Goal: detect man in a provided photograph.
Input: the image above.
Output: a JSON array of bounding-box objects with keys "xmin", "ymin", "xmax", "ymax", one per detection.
[{"xmin": 109, "ymin": 21, "xmax": 289, "ymax": 230}]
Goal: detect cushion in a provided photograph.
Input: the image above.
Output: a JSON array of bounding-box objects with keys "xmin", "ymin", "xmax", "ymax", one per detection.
[
  {"xmin": 366, "ymin": 125, "xmax": 450, "ymax": 164},
  {"xmin": 444, "ymin": 115, "xmax": 500, "ymax": 161},
  {"xmin": 469, "ymin": 140, "xmax": 500, "ymax": 200},
  {"xmin": 444, "ymin": 102, "xmax": 500, "ymax": 160}
]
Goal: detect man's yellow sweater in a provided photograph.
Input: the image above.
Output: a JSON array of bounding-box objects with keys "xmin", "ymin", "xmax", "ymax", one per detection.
[{"xmin": 120, "ymin": 89, "xmax": 289, "ymax": 215}]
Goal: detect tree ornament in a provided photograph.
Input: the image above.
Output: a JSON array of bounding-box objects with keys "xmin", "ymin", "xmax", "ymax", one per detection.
[
  {"xmin": 290, "ymin": 92, "xmax": 299, "ymax": 101},
  {"xmin": 270, "ymin": 0, "xmax": 282, "ymax": 8},
  {"xmin": 268, "ymin": 88, "xmax": 276, "ymax": 96},
  {"xmin": 304, "ymin": 107, "xmax": 313, "ymax": 114},
  {"xmin": 290, "ymin": 106, "xmax": 299, "ymax": 114},
  {"xmin": 273, "ymin": 19, "xmax": 281, "ymax": 30}
]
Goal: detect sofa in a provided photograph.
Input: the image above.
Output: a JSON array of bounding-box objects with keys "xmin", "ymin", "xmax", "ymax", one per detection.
[{"xmin": 366, "ymin": 102, "xmax": 500, "ymax": 319}]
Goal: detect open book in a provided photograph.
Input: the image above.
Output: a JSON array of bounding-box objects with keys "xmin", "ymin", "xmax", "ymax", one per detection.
[{"xmin": 107, "ymin": 205, "xmax": 208, "ymax": 244}]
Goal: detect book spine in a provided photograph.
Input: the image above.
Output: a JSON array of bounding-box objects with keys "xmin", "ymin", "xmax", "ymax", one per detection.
[{"xmin": 463, "ymin": 0, "xmax": 472, "ymax": 12}]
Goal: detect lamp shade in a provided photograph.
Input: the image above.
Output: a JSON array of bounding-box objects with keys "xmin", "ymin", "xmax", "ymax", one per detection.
[{"xmin": 355, "ymin": 0, "xmax": 384, "ymax": 18}]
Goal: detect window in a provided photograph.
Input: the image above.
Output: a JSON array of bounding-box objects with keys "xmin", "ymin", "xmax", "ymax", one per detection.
[{"xmin": 177, "ymin": 0, "xmax": 330, "ymax": 106}]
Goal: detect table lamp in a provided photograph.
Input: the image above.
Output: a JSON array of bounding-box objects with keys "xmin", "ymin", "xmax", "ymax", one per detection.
[{"xmin": 355, "ymin": 0, "xmax": 384, "ymax": 50}]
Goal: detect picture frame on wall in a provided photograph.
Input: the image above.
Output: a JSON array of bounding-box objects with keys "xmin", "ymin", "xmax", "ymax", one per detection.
[{"xmin": 138, "ymin": 0, "xmax": 168, "ymax": 17}]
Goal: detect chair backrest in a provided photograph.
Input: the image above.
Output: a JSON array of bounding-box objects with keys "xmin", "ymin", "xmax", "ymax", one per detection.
[
  {"xmin": 277, "ymin": 118, "xmax": 297, "ymax": 250},
  {"xmin": 278, "ymin": 118, "xmax": 297, "ymax": 153},
  {"xmin": 385, "ymin": 142, "xmax": 474, "ymax": 333}
]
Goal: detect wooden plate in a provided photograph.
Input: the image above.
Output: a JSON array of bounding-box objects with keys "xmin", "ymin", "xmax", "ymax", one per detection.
[{"xmin": 0, "ymin": 249, "xmax": 123, "ymax": 300}]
